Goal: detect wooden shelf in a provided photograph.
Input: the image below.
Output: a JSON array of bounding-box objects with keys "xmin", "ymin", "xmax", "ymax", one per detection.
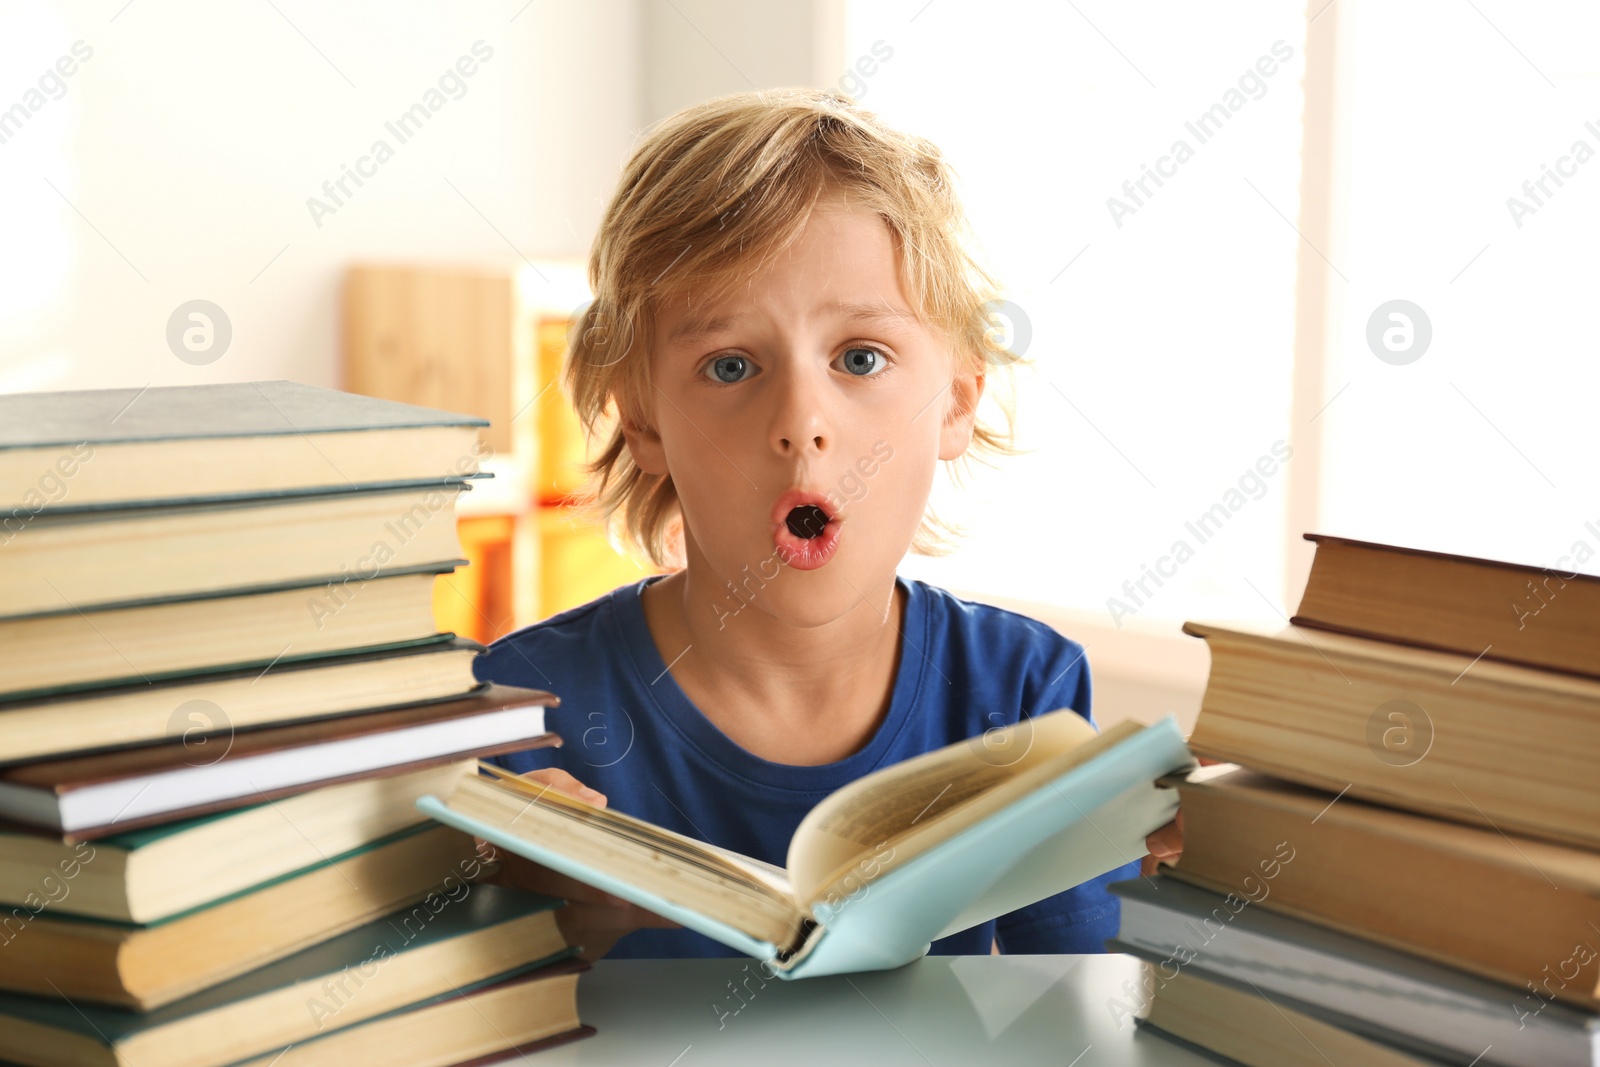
[{"xmin": 344, "ymin": 261, "xmax": 659, "ymax": 642}]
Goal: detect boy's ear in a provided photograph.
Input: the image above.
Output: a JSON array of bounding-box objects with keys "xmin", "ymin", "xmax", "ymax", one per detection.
[
  {"xmin": 620, "ymin": 408, "xmax": 668, "ymax": 475},
  {"xmin": 937, "ymin": 360, "xmax": 986, "ymax": 461}
]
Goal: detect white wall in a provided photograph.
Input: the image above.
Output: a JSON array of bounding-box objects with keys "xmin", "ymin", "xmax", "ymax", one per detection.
[
  {"xmin": 3, "ymin": 1, "xmax": 1192, "ymax": 724},
  {"xmin": 639, "ymin": 0, "xmax": 845, "ymax": 122},
  {"xmin": 0, "ymin": 1, "xmax": 641, "ymax": 394},
  {"xmin": 0, "ymin": 0, "xmax": 848, "ymax": 397}
]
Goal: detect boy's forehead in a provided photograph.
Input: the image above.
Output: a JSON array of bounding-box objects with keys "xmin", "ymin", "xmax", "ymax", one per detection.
[
  {"xmin": 656, "ymin": 295, "xmax": 924, "ymax": 348},
  {"xmin": 652, "ymin": 207, "xmax": 920, "ymax": 340}
]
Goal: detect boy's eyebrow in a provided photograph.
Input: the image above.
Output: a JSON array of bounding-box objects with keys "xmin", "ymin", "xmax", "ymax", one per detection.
[{"xmin": 665, "ymin": 300, "xmax": 920, "ymax": 346}]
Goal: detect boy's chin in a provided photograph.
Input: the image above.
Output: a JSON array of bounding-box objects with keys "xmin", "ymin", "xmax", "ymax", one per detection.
[{"xmin": 706, "ymin": 559, "xmax": 896, "ymax": 631}]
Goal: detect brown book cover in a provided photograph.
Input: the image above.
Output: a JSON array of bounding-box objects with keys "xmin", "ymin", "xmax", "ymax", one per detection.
[
  {"xmin": 1168, "ymin": 765, "xmax": 1600, "ymax": 1009},
  {"xmin": 446, "ymin": 1027, "xmax": 599, "ymax": 1065},
  {"xmin": 1294, "ymin": 532, "xmax": 1600, "ymax": 679},
  {"xmin": 1182, "ymin": 620, "xmax": 1600, "ymax": 850},
  {"xmin": 0, "ymin": 684, "xmax": 560, "ymax": 839},
  {"xmin": 238, "ymin": 959, "xmax": 598, "ymax": 1067}
]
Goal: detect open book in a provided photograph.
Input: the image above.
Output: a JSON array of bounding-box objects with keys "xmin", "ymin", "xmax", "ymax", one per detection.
[{"xmin": 416, "ymin": 710, "xmax": 1193, "ymax": 978}]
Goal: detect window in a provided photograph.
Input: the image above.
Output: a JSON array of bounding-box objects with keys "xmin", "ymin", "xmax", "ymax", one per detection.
[
  {"xmin": 846, "ymin": 0, "xmax": 1596, "ymax": 635},
  {"xmin": 1314, "ymin": 1, "xmax": 1599, "ymax": 582},
  {"xmin": 846, "ymin": 0, "xmax": 1307, "ymax": 627}
]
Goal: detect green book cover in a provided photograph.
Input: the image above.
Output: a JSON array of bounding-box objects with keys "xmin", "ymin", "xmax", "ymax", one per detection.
[
  {"xmin": 3, "ymin": 559, "xmax": 461, "ymax": 626},
  {"xmin": 22, "ymin": 822, "xmax": 441, "ymax": 931},
  {"xmin": 96, "ymin": 806, "xmax": 239, "ymax": 851},
  {"xmin": 0, "ymin": 380, "xmax": 493, "ymax": 525},
  {"xmin": 1, "ymin": 633, "xmax": 464, "ymax": 710},
  {"xmin": 0, "ymin": 633, "xmax": 473, "ymax": 706},
  {"xmin": 0, "ymin": 380, "xmax": 487, "ymax": 450},
  {"xmin": 2, "ymin": 792, "xmax": 294, "ymax": 853}
]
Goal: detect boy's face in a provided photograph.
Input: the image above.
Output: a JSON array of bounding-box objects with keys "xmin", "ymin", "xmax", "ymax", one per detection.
[{"xmin": 626, "ymin": 194, "xmax": 983, "ymax": 626}]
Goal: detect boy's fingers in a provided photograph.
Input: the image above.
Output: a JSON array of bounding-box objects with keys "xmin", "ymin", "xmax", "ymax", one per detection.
[
  {"xmin": 496, "ymin": 770, "xmax": 682, "ymax": 933},
  {"xmin": 1145, "ymin": 827, "xmax": 1180, "ymax": 856},
  {"xmin": 518, "ymin": 767, "xmax": 608, "ymax": 807},
  {"xmin": 1144, "ymin": 819, "xmax": 1183, "ymax": 858}
]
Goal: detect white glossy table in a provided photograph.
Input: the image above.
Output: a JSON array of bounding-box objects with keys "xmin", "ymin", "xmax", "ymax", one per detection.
[{"xmin": 527, "ymin": 953, "xmax": 1219, "ymax": 1065}]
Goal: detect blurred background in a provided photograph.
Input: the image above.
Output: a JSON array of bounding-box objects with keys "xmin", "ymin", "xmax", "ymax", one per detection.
[{"xmin": 3, "ymin": 0, "xmax": 1595, "ymax": 729}]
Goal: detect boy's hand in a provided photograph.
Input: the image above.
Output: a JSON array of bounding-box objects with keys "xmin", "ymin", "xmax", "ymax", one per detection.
[
  {"xmin": 1141, "ymin": 809, "xmax": 1183, "ymax": 876},
  {"xmin": 473, "ymin": 767, "xmax": 682, "ymax": 961},
  {"xmin": 1140, "ymin": 754, "xmax": 1223, "ymax": 876}
]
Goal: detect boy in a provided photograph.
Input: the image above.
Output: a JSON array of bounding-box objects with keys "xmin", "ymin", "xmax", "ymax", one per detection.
[{"xmin": 474, "ymin": 87, "xmax": 1182, "ymax": 960}]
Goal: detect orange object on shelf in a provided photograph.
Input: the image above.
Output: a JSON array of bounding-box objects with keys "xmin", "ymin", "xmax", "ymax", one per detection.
[
  {"xmin": 347, "ymin": 261, "xmax": 662, "ymax": 638},
  {"xmin": 433, "ymin": 509, "xmax": 657, "ymax": 642},
  {"xmin": 433, "ymin": 515, "xmax": 516, "ymax": 644},
  {"xmin": 538, "ymin": 505, "xmax": 656, "ymax": 619},
  {"xmin": 535, "ymin": 314, "xmax": 595, "ymax": 505}
]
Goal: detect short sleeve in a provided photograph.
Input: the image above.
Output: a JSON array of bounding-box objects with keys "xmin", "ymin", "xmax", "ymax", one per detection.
[
  {"xmin": 471, "ymin": 638, "xmax": 555, "ymax": 692},
  {"xmin": 473, "ymin": 643, "xmax": 562, "ymax": 776},
  {"xmin": 1027, "ymin": 634, "xmax": 1094, "ymax": 729}
]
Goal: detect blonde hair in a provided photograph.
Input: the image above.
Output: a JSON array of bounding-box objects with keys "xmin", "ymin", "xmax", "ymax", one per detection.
[{"xmin": 565, "ymin": 87, "xmax": 1022, "ymax": 568}]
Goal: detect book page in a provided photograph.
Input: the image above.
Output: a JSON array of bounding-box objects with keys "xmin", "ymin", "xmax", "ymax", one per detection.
[
  {"xmin": 787, "ymin": 709, "xmax": 1122, "ymax": 905},
  {"xmin": 460, "ymin": 767, "xmax": 809, "ymax": 949},
  {"xmin": 475, "ymin": 762, "xmax": 792, "ymax": 898},
  {"xmin": 697, "ymin": 839, "xmax": 793, "ymax": 899}
]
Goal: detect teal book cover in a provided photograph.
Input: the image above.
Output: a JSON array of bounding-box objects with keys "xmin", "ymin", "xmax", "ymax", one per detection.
[{"xmin": 418, "ymin": 714, "xmax": 1195, "ymax": 979}]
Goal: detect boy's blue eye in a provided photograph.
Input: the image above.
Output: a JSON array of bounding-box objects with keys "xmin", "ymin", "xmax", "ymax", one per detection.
[
  {"xmin": 838, "ymin": 346, "xmax": 885, "ymax": 377},
  {"xmin": 707, "ymin": 355, "xmax": 755, "ymax": 383}
]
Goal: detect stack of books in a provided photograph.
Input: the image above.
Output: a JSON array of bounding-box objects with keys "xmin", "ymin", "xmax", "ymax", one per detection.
[
  {"xmin": 1112, "ymin": 534, "xmax": 1600, "ymax": 1067},
  {"xmin": 0, "ymin": 381, "xmax": 593, "ymax": 1065}
]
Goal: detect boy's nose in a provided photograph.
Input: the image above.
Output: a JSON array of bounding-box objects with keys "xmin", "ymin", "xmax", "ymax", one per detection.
[
  {"xmin": 775, "ymin": 426, "xmax": 828, "ymax": 454},
  {"xmin": 769, "ymin": 367, "xmax": 832, "ymax": 457},
  {"xmin": 778, "ymin": 433, "xmax": 825, "ymax": 451}
]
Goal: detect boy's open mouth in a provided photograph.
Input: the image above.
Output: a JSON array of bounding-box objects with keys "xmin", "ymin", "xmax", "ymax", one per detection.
[
  {"xmin": 786, "ymin": 504, "xmax": 830, "ymax": 540},
  {"xmin": 771, "ymin": 491, "xmax": 841, "ymax": 571}
]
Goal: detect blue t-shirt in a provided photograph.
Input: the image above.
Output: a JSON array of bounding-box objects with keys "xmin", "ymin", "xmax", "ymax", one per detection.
[{"xmin": 473, "ymin": 573, "xmax": 1138, "ymax": 958}]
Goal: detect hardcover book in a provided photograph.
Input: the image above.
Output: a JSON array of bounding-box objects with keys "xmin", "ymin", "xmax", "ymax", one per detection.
[
  {"xmin": 1111, "ymin": 876, "xmax": 1600, "ymax": 1067},
  {"xmin": 0, "ymin": 760, "xmax": 478, "ymax": 922},
  {"xmin": 0, "ymin": 885, "xmax": 571, "ymax": 1067},
  {"xmin": 0, "ymin": 685, "xmax": 558, "ymax": 836},
  {"xmin": 1293, "ymin": 533, "xmax": 1600, "ymax": 678},
  {"xmin": 420, "ymin": 709, "xmax": 1194, "ymax": 978},
  {"xmin": 0, "ymin": 636, "xmax": 484, "ymax": 762},
  {"xmin": 0, "ymin": 379, "xmax": 489, "ymax": 513},
  {"xmin": 0, "ymin": 823, "xmax": 481, "ymax": 1009},
  {"xmin": 1183, "ymin": 620, "xmax": 1600, "ymax": 849}
]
